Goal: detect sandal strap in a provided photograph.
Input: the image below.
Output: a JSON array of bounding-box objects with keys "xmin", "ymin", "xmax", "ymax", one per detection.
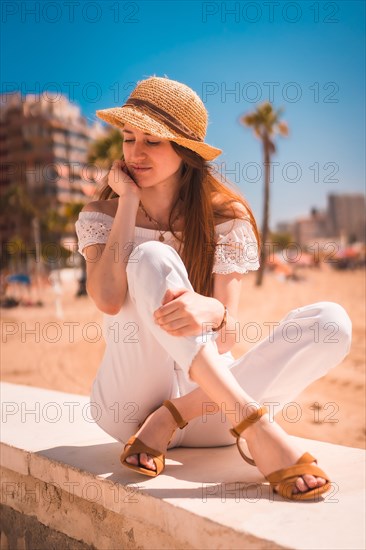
[
  {"xmin": 229, "ymin": 406, "xmax": 268, "ymax": 467},
  {"xmin": 163, "ymin": 400, "xmax": 188, "ymax": 429},
  {"xmin": 121, "ymin": 435, "xmax": 163, "ymax": 460},
  {"xmin": 266, "ymin": 452, "xmax": 329, "ymax": 485},
  {"xmin": 120, "ymin": 435, "xmax": 165, "ymax": 475},
  {"xmin": 229, "ymin": 406, "xmax": 268, "ymax": 438},
  {"xmin": 266, "ymin": 452, "xmax": 331, "ymax": 500},
  {"xmin": 235, "ymin": 438, "xmax": 256, "ymax": 466}
]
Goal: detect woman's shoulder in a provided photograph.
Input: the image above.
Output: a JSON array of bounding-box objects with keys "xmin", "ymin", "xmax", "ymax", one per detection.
[
  {"xmin": 81, "ymin": 198, "xmax": 119, "ymax": 217},
  {"xmin": 213, "ymin": 198, "xmax": 251, "ymax": 225}
]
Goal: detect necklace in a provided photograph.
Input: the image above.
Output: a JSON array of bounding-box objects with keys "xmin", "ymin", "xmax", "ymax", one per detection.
[{"xmin": 139, "ymin": 201, "xmax": 182, "ymax": 242}]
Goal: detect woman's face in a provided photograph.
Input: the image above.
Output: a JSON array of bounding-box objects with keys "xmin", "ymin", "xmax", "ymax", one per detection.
[{"xmin": 121, "ymin": 124, "xmax": 183, "ymax": 188}]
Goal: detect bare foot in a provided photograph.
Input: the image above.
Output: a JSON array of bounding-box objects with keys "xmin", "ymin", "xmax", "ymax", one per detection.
[
  {"xmin": 124, "ymin": 405, "xmax": 177, "ymax": 472},
  {"xmin": 243, "ymin": 415, "xmax": 327, "ymax": 495}
]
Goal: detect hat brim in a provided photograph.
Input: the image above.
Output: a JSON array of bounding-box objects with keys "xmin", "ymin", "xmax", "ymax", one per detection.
[{"xmin": 96, "ymin": 106, "xmax": 222, "ymax": 161}]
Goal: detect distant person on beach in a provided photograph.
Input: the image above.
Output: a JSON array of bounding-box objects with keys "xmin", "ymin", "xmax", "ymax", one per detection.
[{"xmin": 75, "ymin": 76, "xmax": 352, "ymax": 501}]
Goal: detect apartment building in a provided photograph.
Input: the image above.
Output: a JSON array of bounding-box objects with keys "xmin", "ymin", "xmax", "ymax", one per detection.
[
  {"xmin": 0, "ymin": 91, "xmax": 107, "ymax": 201},
  {"xmin": 327, "ymin": 193, "xmax": 366, "ymax": 244},
  {"xmin": 276, "ymin": 194, "xmax": 366, "ymax": 247},
  {"xmin": 0, "ymin": 91, "xmax": 108, "ymax": 245}
]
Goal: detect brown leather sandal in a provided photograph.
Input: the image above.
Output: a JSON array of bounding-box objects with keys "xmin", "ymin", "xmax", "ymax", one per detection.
[
  {"xmin": 229, "ymin": 406, "xmax": 332, "ymax": 501},
  {"xmin": 120, "ymin": 400, "xmax": 188, "ymax": 477}
]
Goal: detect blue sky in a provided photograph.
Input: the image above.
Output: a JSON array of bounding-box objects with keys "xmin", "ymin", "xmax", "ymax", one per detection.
[{"xmin": 2, "ymin": 0, "xmax": 365, "ymax": 226}]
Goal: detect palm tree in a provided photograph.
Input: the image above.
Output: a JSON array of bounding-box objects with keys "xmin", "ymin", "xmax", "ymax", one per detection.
[{"xmin": 240, "ymin": 101, "xmax": 289, "ymax": 286}]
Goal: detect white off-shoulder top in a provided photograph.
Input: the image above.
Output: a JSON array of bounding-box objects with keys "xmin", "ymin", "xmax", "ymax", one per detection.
[{"xmin": 75, "ymin": 211, "xmax": 260, "ymax": 275}]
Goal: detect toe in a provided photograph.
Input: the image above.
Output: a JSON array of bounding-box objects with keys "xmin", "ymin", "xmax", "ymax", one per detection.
[
  {"xmin": 125, "ymin": 454, "xmax": 139, "ymax": 466},
  {"xmin": 302, "ymin": 474, "xmax": 319, "ymax": 489},
  {"xmin": 295, "ymin": 476, "xmax": 309, "ymax": 492},
  {"xmin": 296, "ymin": 462, "xmax": 327, "ymax": 492},
  {"xmin": 316, "ymin": 476, "xmax": 327, "ymax": 487},
  {"xmin": 139, "ymin": 452, "xmax": 157, "ymax": 471},
  {"xmin": 295, "ymin": 474, "xmax": 326, "ymax": 493}
]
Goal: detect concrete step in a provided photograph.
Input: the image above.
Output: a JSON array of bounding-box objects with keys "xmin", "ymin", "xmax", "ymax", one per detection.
[{"xmin": 0, "ymin": 382, "xmax": 365, "ymax": 549}]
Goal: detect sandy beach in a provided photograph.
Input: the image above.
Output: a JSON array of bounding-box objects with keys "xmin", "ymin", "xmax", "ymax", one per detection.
[{"xmin": 1, "ymin": 264, "xmax": 365, "ymax": 450}]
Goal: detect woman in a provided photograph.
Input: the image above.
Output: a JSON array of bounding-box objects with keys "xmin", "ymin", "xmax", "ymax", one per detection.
[{"xmin": 75, "ymin": 76, "xmax": 352, "ymax": 501}]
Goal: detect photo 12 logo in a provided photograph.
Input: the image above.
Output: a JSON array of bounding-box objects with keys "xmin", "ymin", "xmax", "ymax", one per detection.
[
  {"xmin": 1, "ymin": 2, "xmax": 140, "ymax": 24},
  {"xmin": 201, "ymin": 2, "xmax": 340, "ymax": 24},
  {"xmin": 201, "ymin": 81, "xmax": 340, "ymax": 104},
  {"xmin": 0, "ymin": 80, "xmax": 138, "ymax": 106}
]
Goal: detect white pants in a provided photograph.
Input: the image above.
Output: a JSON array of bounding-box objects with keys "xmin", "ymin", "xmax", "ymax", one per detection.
[{"xmin": 90, "ymin": 241, "xmax": 352, "ymax": 449}]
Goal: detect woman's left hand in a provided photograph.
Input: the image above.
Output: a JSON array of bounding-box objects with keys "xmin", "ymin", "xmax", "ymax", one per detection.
[{"xmin": 153, "ymin": 288, "xmax": 224, "ymax": 337}]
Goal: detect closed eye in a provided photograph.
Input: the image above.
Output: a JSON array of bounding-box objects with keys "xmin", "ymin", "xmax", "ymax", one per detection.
[{"xmin": 124, "ymin": 140, "xmax": 160, "ymax": 146}]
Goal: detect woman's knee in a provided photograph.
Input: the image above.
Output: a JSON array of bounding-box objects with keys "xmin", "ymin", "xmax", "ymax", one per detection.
[
  {"xmin": 287, "ymin": 301, "xmax": 352, "ymax": 361},
  {"xmin": 126, "ymin": 241, "xmax": 192, "ymax": 302},
  {"xmin": 127, "ymin": 241, "xmax": 177, "ymax": 273},
  {"xmin": 126, "ymin": 241, "xmax": 182, "ymax": 285},
  {"xmin": 309, "ymin": 301, "xmax": 352, "ymax": 348},
  {"xmin": 318, "ymin": 301, "xmax": 352, "ymax": 358},
  {"xmin": 317, "ymin": 301, "xmax": 351, "ymax": 328}
]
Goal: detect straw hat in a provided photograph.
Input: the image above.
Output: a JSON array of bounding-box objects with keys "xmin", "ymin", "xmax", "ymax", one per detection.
[{"xmin": 95, "ymin": 76, "xmax": 222, "ymax": 161}]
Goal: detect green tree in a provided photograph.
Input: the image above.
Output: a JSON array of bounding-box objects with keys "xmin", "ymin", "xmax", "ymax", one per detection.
[
  {"xmin": 70, "ymin": 128, "xmax": 122, "ymax": 295},
  {"xmin": 88, "ymin": 128, "xmax": 123, "ymax": 168},
  {"xmin": 0, "ymin": 183, "xmax": 37, "ymax": 243},
  {"xmin": 270, "ymin": 231, "xmax": 293, "ymax": 252},
  {"xmin": 63, "ymin": 201, "xmax": 85, "ymax": 232},
  {"xmin": 1, "ymin": 184, "xmax": 39, "ymax": 269},
  {"xmin": 240, "ymin": 102, "xmax": 289, "ymax": 286}
]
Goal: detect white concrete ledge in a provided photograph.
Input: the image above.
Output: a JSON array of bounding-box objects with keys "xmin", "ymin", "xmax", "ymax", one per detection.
[{"xmin": 0, "ymin": 382, "xmax": 365, "ymax": 550}]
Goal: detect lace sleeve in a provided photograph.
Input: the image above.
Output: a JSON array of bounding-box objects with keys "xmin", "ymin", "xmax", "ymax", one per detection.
[
  {"xmin": 75, "ymin": 211, "xmax": 113, "ymax": 259},
  {"xmin": 213, "ymin": 218, "xmax": 260, "ymax": 274}
]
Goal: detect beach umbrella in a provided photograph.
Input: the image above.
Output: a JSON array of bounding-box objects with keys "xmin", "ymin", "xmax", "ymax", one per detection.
[
  {"xmin": 7, "ymin": 273, "xmax": 31, "ymax": 285},
  {"xmin": 335, "ymin": 247, "xmax": 359, "ymax": 259}
]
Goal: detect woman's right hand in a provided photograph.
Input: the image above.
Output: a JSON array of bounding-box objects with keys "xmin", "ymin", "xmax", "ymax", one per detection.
[{"xmin": 108, "ymin": 159, "xmax": 142, "ymax": 201}]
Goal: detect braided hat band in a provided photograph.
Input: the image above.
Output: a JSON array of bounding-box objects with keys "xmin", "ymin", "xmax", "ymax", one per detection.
[{"xmin": 95, "ymin": 76, "xmax": 222, "ymax": 161}]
